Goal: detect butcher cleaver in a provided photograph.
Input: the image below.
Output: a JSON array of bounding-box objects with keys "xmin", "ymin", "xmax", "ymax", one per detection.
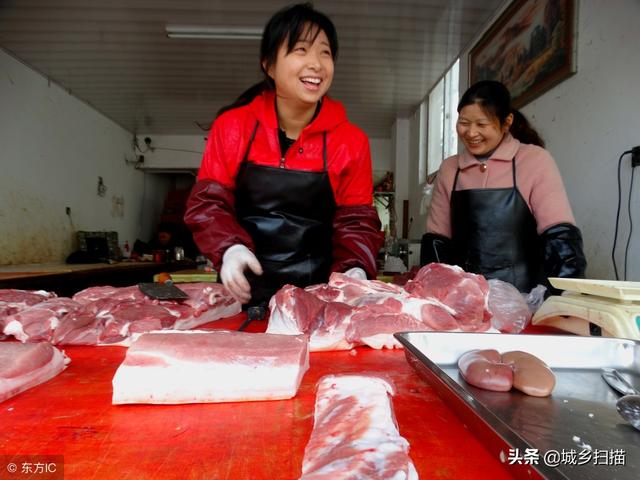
[{"xmin": 138, "ymin": 282, "xmax": 189, "ymax": 300}]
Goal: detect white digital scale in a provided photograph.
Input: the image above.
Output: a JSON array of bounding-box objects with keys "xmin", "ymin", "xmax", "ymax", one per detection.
[{"xmin": 532, "ymin": 277, "xmax": 640, "ymax": 340}]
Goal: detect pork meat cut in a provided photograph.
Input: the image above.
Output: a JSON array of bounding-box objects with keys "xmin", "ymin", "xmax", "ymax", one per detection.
[
  {"xmin": 300, "ymin": 375, "xmax": 417, "ymax": 479},
  {"xmin": 0, "ymin": 342, "xmax": 69, "ymax": 403},
  {"xmin": 404, "ymin": 263, "xmax": 491, "ymax": 330},
  {"xmin": 112, "ymin": 330, "xmax": 309, "ymax": 404},
  {"xmin": 3, "ymin": 298, "xmax": 82, "ymax": 342},
  {"xmin": 1, "ymin": 283, "xmax": 241, "ymax": 345}
]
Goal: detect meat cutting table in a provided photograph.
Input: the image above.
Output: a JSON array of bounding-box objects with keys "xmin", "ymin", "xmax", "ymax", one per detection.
[{"xmin": 1, "ymin": 315, "xmax": 517, "ymax": 480}]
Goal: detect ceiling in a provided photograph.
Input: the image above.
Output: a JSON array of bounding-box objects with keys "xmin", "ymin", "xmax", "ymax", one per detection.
[{"xmin": 0, "ymin": 0, "xmax": 503, "ymax": 138}]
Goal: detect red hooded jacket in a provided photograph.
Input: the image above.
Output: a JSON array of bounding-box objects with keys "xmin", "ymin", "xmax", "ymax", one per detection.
[{"xmin": 184, "ymin": 90, "xmax": 383, "ymax": 278}]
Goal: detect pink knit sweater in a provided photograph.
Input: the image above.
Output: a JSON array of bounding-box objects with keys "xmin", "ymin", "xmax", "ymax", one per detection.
[{"xmin": 426, "ymin": 133, "xmax": 576, "ymax": 238}]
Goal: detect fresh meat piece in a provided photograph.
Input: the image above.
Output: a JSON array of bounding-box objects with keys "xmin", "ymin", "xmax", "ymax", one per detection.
[
  {"xmin": 0, "ymin": 342, "xmax": 69, "ymax": 403},
  {"xmin": 308, "ymin": 273, "xmax": 403, "ymax": 306},
  {"xmin": 305, "ymin": 283, "xmax": 344, "ymax": 303},
  {"xmin": 388, "ymin": 295, "xmax": 458, "ymax": 331},
  {"xmin": 502, "ymin": 351, "xmax": 556, "ymax": 397},
  {"xmin": 152, "ymin": 283, "xmax": 241, "ymax": 330},
  {"xmin": 267, "ymin": 285, "xmax": 326, "ymax": 336},
  {"xmin": 3, "ymin": 298, "xmax": 81, "ymax": 342},
  {"xmin": 309, "ymin": 301, "xmax": 355, "ymax": 351},
  {"xmin": 72, "ymin": 285, "xmax": 145, "ymax": 304},
  {"xmin": 0, "ymin": 289, "xmax": 55, "ymax": 305},
  {"xmin": 268, "ymin": 265, "xmax": 495, "ymax": 353},
  {"xmin": 52, "ymin": 309, "xmax": 104, "ymax": 345},
  {"xmin": 346, "ymin": 298, "xmax": 427, "ymax": 349},
  {"xmin": 345, "ymin": 296, "xmax": 459, "ymax": 349},
  {"xmin": 405, "ymin": 263, "xmax": 491, "ymax": 329},
  {"xmin": 98, "ymin": 303, "xmax": 180, "ymax": 344},
  {"xmin": 300, "ymin": 375, "xmax": 417, "ymax": 480},
  {"xmin": 112, "ymin": 330, "xmax": 309, "ymax": 404},
  {"xmin": 171, "ymin": 284, "xmax": 240, "ymax": 329},
  {"xmin": 458, "ymin": 349, "xmax": 513, "ymax": 392},
  {"xmin": 1, "ymin": 289, "xmax": 55, "ymax": 331},
  {"xmin": 54, "ymin": 283, "xmax": 240, "ymax": 345},
  {"xmin": 487, "ymin": 279, "xmax": 532, "ymax": 333}
]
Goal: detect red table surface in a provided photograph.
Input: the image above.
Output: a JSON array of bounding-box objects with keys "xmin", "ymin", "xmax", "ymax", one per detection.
[{"xmin": 1, "ymin": 315, "xmax": 518, "ymax": 480}]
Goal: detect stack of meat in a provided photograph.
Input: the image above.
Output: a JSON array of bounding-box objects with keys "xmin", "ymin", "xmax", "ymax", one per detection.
[
  {"xmin": 268, "ymin": 263, "xmax": 495, "ymax": 351},
  {"xmin": 0, "ymin": 283, "xmax": 240, "ymax": 346}
]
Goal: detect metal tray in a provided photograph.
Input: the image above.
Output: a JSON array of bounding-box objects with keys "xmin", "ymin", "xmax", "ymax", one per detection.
[{"xmin": 395, "ymin": 332, "xmax": 640, "ymax": 480}]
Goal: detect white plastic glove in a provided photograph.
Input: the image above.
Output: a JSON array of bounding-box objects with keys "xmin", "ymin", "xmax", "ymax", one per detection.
[
  {"xmin": 343, "ymin": 267, "xmax": 367, "ymax": 280},
  {"xmin": 220, "ymin": 244, "xmax": 263, "ymax": 304}
]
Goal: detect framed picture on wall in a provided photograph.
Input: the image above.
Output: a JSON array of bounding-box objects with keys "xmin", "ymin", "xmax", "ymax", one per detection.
[{"xmin": 469, "ymin": 0, "xmax": 577, "ymax": 108}]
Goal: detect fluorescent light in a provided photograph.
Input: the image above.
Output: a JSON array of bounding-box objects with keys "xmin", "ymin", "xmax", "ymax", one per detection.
[{"xmin": 165, "ymin": 25, "xmax": 262, "ymax": 40}]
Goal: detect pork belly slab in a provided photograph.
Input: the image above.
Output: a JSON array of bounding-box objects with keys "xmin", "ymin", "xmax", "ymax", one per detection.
[
  {"xmin": 0, "ymin": 342, "xmax": 69, "ymax": 403},
  {"xmin": 301, "ymin": 375, "xmax": 418, "ymax": 480},
  {"xmin": 112, "ymin": 330, "xmax": 309, "ymax": 404}
]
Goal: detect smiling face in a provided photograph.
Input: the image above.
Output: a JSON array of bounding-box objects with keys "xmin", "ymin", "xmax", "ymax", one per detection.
[
  {"xmin": 266, "ymin": 25, "xmax": 334, "ymax": 107},
  {"xmin": 456, "ymin": 103, "xmax": 513, "ymax": 156}
]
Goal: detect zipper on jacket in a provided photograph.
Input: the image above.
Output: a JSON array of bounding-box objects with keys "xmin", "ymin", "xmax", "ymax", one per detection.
[{"xmin": 280, "ymin": 157, "xmax": 286, "ymax": 168}]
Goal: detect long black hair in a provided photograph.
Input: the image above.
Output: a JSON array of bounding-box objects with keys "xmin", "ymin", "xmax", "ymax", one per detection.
[
  {"xmin": 216, "ymin": 3, "xmax": 338, "ymax": 118},
  {"xmin": 457, "ymin": 80, "xmax": 545, "ymax": 148}
]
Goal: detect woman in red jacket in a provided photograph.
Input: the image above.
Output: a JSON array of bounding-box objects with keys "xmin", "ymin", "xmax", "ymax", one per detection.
[{"xmin": 185, "ymin": 3, "xmax": 383, "ymax": 308}]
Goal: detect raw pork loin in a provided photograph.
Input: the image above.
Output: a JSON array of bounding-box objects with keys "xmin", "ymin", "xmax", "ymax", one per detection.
[
  {"xmin": 3, "ymin": 298, "xmax": 82, "ymax": 342},
  {"xmin": 0, "ymin": 342, "xmax": 69, "ymax": 403},
  {"xmin": 300, "ymin": 375, "xmax": 417, "ymax": 480},
  {"xmin": 0, "ymin": 290, "xmax": 57, "ymax": 334},
  {"xmin": 404, "ymin": 263, "xmax": 491, "ymax": 330},
  {"xmin": 268, "ymin": 264, "xmax": 493, "ymax": 351},
  {"xmin": 2, "ymin": 283, "xmax": 241, "ymax": 345},
  {"xmin": 112, "ymin": 330, "xmax": 309, "ymax": 404}
]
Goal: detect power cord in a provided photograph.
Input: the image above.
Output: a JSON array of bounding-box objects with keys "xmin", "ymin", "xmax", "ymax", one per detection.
[
  {"xmin": 624, "ymin": 166, "xmax": 635, "ymax": 280},
  {"xmin": 612, "ymin": 147, "xmax": 639, "ymax": 280}
]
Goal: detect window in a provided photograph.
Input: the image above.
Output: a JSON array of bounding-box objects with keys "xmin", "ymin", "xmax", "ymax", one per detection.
[{"xmin": 420, "ymin": 59, "xmax": 460, "ymax": 179}]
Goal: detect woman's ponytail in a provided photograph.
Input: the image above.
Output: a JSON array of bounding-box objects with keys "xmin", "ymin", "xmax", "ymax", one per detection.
[
  {"xmin": 216, "ymin": 80, "xmax": 272, "ymax": 119},
  {"xmin": 510, "ymin": 109, "xmax": 545, "ymax": 148}
]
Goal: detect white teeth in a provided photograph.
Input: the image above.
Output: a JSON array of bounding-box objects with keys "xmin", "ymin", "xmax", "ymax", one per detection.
[{"xmin": 301, "ymin": 77, "xmax": 321, "ymax": 84}]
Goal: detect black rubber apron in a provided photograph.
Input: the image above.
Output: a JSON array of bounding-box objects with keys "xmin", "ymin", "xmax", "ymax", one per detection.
[
  {"xmin": 450, "ymin": 157, "xmax": 542, "ymax": 292},
  {"xmin": 235, "ymin": 122, "xmax": 336, "ymax": 307}
]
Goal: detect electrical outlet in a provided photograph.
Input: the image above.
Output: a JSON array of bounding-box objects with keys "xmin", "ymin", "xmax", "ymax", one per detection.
[{"xmin": 632, "ymin": 146, "xmax": 640, "ymax": 168}]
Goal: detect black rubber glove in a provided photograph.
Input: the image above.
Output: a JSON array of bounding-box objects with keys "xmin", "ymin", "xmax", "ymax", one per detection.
[
  {"xmin": 420, "ymin": 233, "xmax": 453, "ymax": 266},
  {"xmin": 541, "ymin": 223, "xmax": 587, "ymax": 279}
]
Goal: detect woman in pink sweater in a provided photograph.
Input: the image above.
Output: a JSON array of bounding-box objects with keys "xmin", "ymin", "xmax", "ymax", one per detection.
[{"xmin": 422, "ymin": 81, "xmax": 586, "ymax": 292}]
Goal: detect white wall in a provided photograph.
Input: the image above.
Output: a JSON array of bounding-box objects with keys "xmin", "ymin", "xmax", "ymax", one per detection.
[
  {"xmin": 369, "ymin": 138, "xmax": 392, "ymax": 173},
  {"xmin": 520, "ymin": 0, "xmax": 640, "ymax": 280},
  {"xmin": 393, "ymin": 117, "xmax": 410, "ymax": 238},
  {"xmin": 137, "ymin": 135, "xmax": 205, "ymax": 170},
  {"xmin": 407, "ymin": 108, "xmax": 426, "ymax": 241},
  {"xmin": 0, "ymin": 49, "xmax": 170, "ymax": 264}
]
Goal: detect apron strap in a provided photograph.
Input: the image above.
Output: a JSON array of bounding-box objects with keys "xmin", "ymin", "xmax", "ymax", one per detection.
[
  {"xmin": 241, "ymin": 121, "xmax": 260, "ymax": 164},
  {"xmin": 452, "ymin": 166, "xmax": 461, "ymax": 192},
  {"xmin": 511, "ymin": 156, "xmax": 517, "ymax": 187},
  {"xmin": 323, "ymin": 132, "xmax": 327, "ymax": 171}
]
